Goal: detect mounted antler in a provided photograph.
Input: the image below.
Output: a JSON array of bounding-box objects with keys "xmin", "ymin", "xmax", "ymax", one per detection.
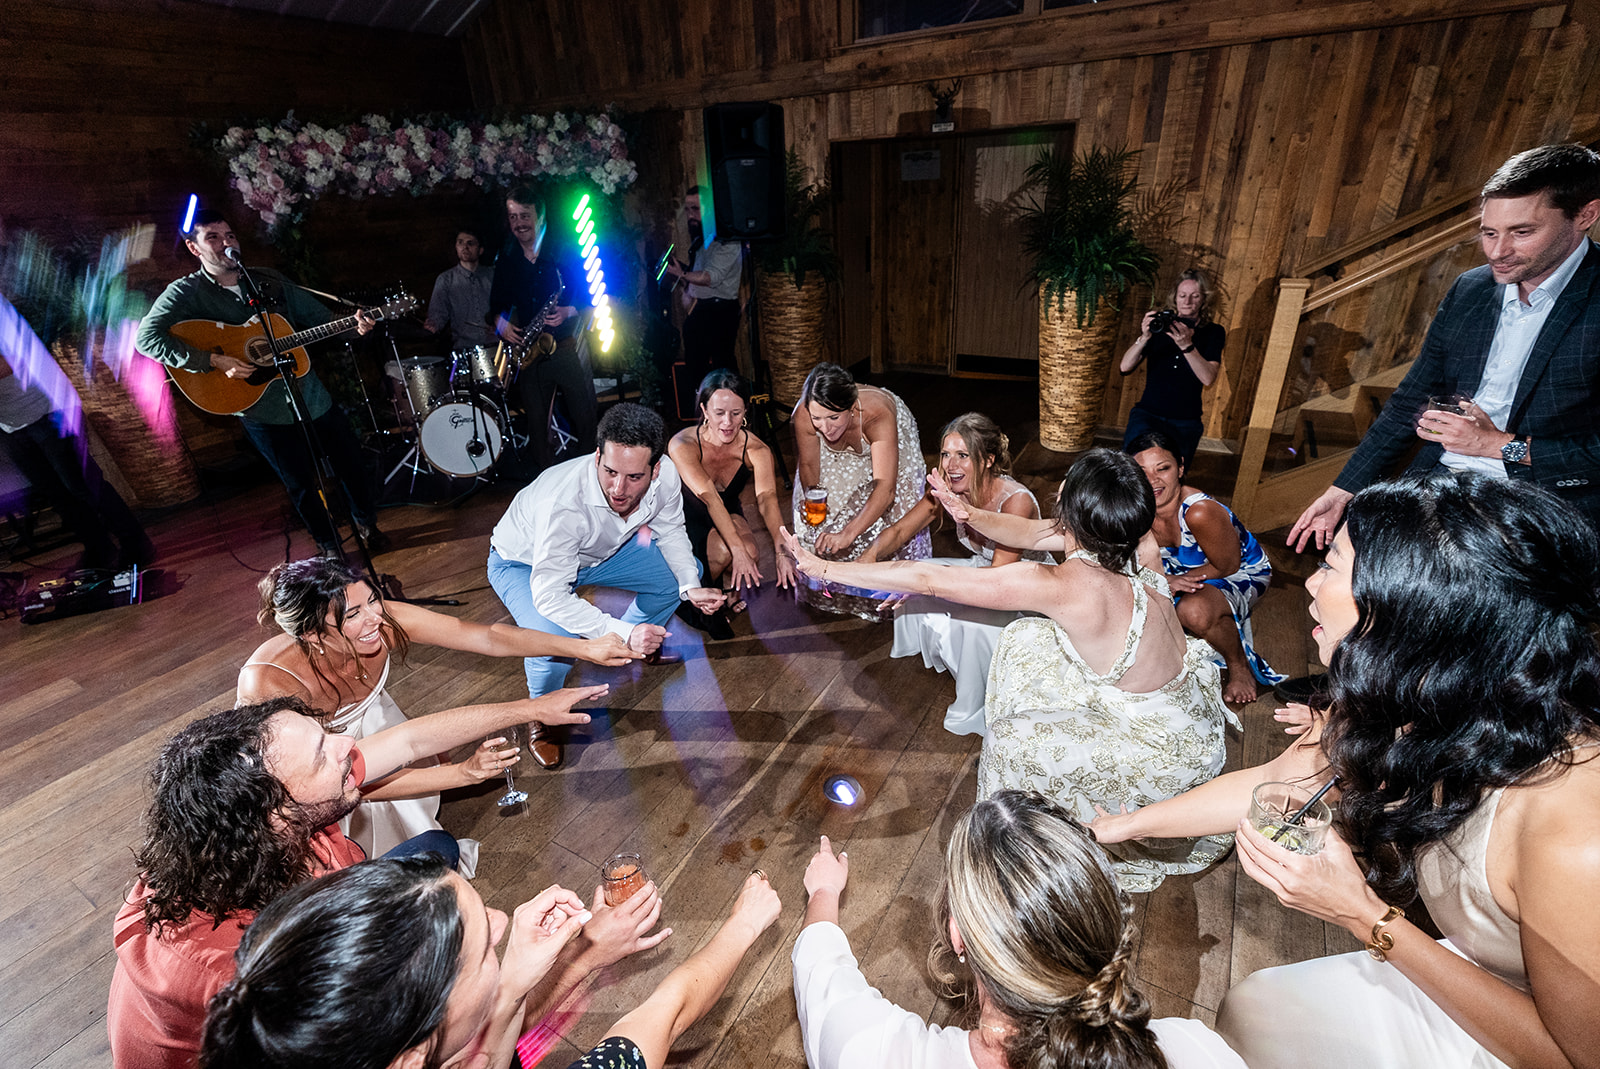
[{"xmin": 924, "ymin": 79, "xmax": 963, "ymax": 122}]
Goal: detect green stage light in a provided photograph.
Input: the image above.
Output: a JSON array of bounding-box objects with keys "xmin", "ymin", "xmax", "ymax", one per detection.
[{"xmin": 568, "ymin": 191, "xmax": 613, "ymax": 353}]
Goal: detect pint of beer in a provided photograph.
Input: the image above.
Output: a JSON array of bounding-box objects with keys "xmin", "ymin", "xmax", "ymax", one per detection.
[{"xmin": 803, "ymin": 488, "xmax": 828, "ymax": 527}]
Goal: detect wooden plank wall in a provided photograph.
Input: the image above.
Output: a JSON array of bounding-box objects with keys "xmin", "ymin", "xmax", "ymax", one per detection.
[
  {"xmin": 463, "ymin": 0, "xmax": 1600, "ymax": 442},
  {"xmin": 3, "ymin": 0, "xmax": 476, "ymax": 295}
]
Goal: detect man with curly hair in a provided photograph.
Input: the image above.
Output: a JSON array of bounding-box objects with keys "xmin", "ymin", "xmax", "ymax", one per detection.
[{"xmin": 107, "ymin": 685, "xmax": 603, "ymax": 1069}]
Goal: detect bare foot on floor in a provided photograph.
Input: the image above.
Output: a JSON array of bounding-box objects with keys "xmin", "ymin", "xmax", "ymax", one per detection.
[{"xmin": 1222, "ymin": 667, "xmax": 1259, "ymax": 704}]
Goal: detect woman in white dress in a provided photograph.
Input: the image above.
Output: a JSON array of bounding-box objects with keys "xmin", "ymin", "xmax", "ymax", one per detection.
[
  {"xmin": 864, "ymin": 412, "xmax": 1052, "ymax": 735},
  {"xmin": 1091, "ymin": 472, "xmax": 1600, "ymax": 1068},
  {"xmin": 791, "ymin": 362, "xmax": 931, "ymax": 619},
  {"xmin": 784, "ymin": 450, "xmax": 1235, "ymax": 892},
  {"xmin": 237, "ymin": 558, "xmax": 639, "ymax": 876},
  {"xmin": 793, "ymin": 791, "xmax": 1245, "ymax": 1069}
]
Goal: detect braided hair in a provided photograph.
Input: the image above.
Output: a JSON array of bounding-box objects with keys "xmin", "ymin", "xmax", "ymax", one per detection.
[{"xmin": 930, "ymin": 791, "xmax": 1168, "ymax": 1069}]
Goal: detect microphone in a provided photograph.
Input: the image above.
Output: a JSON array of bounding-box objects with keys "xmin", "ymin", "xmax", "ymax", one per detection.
[{"xmin": 223, "ymin": 246, "xmax": 243, "ymax": 266}]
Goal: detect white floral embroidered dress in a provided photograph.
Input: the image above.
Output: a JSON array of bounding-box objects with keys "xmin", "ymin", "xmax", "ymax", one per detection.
[{"xmin": 977, "ymin": 553, "xmax": 1237, "ymax": 892}]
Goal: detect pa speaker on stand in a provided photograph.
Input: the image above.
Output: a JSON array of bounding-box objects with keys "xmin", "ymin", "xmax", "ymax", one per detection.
[{"xmin": 704, "ymin": 103, "xmax": 786, "ymax": 242}]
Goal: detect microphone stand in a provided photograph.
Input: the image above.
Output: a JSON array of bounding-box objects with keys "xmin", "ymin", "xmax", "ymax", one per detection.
[{"xmin": 227, "ymin": 251, "xmax": 457, "ymax": 606}]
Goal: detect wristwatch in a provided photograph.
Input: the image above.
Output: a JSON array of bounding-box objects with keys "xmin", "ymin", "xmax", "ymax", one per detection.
[{"xmin": 1501, "ymin": 435, "xmax": 1530, "ymax": 464}]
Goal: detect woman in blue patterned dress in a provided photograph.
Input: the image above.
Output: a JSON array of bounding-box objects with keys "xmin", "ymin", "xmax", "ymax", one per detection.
[{"xmin": 1127, "ymin": 430, "xmax": 1282, "ymax": 703}]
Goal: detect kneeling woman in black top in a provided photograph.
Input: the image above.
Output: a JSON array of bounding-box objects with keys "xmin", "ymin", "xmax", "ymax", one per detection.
[{"xmin": 667, "ymin": 370, "xmax": 793, "ymax": 638}]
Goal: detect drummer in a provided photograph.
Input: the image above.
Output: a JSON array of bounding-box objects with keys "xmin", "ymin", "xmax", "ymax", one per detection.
[{"xmin": 424, "ymin": 227, "xmax": 495, "ymax": 351}]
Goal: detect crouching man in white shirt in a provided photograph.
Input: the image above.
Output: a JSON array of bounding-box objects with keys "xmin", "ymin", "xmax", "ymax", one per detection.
[{"xmin": 488, "ymin": 403, "xmax": 726, "ymax": 768}]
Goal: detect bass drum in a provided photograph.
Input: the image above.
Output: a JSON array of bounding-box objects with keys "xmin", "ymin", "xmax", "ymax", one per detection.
[{"xmin": 418, "ymin": 397, "xmax": 504, "ymax": 478}]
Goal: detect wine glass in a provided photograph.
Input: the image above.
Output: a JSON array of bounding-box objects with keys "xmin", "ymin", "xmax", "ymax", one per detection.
[{"xmin": 496, "ymin": 725, "xmax": 528, "ymax": 808}]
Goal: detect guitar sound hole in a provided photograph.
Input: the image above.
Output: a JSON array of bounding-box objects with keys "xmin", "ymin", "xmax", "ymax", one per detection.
[{"xmin": 245, "ymin": 337, "xmax": 273, "ymax": 366}]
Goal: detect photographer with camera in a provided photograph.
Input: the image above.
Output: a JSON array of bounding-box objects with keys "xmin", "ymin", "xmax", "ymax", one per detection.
[{"xmin": 1120, "ymin": 269, "xmax": 1225, "ymax": 466}]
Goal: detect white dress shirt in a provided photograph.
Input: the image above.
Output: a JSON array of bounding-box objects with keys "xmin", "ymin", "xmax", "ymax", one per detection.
[
  {"xmin": 791, "ymin": 922, "xmax": 1246, "ymax": 1069},
  {"xmin": 490, "ymin": 453, "xmax": 701, "ymax": 640},
  {"xmin": 1441, "ymin": 237, "xmax": 1588, "ymax": 478}
]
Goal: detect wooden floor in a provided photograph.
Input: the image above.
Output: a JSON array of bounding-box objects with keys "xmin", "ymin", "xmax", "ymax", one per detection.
[{"xmin": 0, "ymin": 404, "xmax": 1358, "ymax": 1068}]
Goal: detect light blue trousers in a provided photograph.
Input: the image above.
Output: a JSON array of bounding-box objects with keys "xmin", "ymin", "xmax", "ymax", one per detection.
[{"xmin": 487, "ymin": 536, "xmax": 690, "ymax": 696}]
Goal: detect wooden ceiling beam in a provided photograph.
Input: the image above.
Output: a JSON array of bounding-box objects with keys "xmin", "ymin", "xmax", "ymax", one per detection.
[{"xmin": 507, "ymin": 0, "xmax": 1557, "ymax": 112}]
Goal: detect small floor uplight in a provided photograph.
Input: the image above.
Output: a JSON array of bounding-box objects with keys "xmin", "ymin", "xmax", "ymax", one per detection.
[{"xmin": 824, "ymin": 775, "xmax": 862, "ymax": 806}]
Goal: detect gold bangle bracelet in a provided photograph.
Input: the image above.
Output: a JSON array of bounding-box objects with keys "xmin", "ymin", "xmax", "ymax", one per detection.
[{"xmin": 1365, "ymin": 905, "xmax": 1405, "ymax": 961}]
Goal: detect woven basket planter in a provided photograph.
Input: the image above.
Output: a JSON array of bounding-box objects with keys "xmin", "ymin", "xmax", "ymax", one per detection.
[
  {"xmin": 51, "ymin": 338, "xmax": 199, "ymax": 508},
  {"xmin": 1038, "ymin": 292, "xmax": 1120, "ymax": 452},
  {"xmin": 758, "ymin": 272, "xmax": 829, "ymax": 409}
]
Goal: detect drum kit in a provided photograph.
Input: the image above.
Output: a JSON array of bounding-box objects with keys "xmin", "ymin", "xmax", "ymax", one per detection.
[{"xmin": 385, "ymin": 344, "xmax": 521, "ymax": 486}]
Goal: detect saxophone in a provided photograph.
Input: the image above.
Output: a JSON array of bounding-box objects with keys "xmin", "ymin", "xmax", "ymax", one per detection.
[{"xmin": 495, "ymin": 269, "xmax": 564, "ymax": 384}]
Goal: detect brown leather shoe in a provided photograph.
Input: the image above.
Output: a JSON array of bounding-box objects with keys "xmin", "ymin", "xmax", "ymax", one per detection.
[{"xmin": 526, "ymin": 723, "xmax": 563, "ymax": 770}]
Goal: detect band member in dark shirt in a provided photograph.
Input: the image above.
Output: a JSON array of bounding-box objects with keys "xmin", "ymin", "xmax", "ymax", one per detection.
[{"xmin": 488, "ymin": 185, "xmax": 597, "ymax": 473}]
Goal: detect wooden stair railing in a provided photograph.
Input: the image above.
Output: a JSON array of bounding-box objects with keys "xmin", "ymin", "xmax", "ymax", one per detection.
[
  {"xmin": 1230, "ymin": 219, "xmax": 1481, "ymax": 531},
  {"xmin": 1234, "ymin": 132, "xmax": 1600, "ymax": 532}
]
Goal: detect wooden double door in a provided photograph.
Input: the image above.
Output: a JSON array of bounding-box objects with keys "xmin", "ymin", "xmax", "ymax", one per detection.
[{"xmin": 833, "ymin": 126, "xmax": 1072, "ymax": 377}]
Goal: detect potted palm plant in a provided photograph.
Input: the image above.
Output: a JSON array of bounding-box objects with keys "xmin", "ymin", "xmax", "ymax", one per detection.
[
  {"xmin": 1019, "ymin": 145, "xmax": 1160, "ymax": 452},
  {"xmin": 753, "ymin": 150, "xmax": 840, "ymax": 407}
]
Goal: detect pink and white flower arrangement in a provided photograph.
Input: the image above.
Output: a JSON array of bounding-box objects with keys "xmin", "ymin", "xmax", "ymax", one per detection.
[{"xmin": 216, "ymin": 110, "xmax": 637, "ymax": 231}]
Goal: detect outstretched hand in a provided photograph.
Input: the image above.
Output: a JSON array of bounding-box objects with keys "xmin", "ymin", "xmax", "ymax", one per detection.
[
  {"xmin": 1274, "ymin": 701, "xmax": 1317, "ymax": 736},
  {"xmin": 773, "ymin": 551, "xmax": 798, "ymax": 590},
  {"xmin": 580, "ymin": 882, "xmax": 672, "ymax": 968},
  {"xmin": 804, "ymin": 835, "xmax": 849, "ymax": 899},
  {"xmin": 1087, "ymin": 802, "xmax": 1142, "ymax": 845},
  {"xmin": 499, "ymin": 884, "xmax": 592, "ymax": 997},
  {"xmin": 581, "ymin": 633, "xmax": 645, "ymax": 667},
  {"xmin": 779, "ymin": 527, "xmax": 826, "ymax": 578},
  {"xmin": 926, "ymin": 471, "xmax": 971, "ymax": 523},
  {"xmin": 526, "ymin": 684, "xmax": 608, "ymax": 726},
  {"xmin": 727, "ymin": 548, "xmax": 764, "ymax": 593},
  {"xmin": 1287, "ymin": 486, "xmax": 1353, "ymax": 553},
  {"xmin": 461, "ymin": 736, "xmax": 519, "ymax": 782}
]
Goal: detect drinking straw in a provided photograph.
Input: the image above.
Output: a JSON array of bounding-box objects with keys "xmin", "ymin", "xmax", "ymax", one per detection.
[{"xmin": 1269, "ymin": 776, "xmax": 1340, "ymax": 843}]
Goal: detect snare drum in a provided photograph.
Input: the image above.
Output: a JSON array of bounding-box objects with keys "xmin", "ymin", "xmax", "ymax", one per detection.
[
  {"xmin": 400, "ymin": 356, "xmax": 452, "ymax": 415},
  {"xmin": 418, "ymin": 396, "xmax": 504, "ymax": 477},
  {"xmin": 454, "ymin": 345, "xmax": 499, "ymax": 387}
]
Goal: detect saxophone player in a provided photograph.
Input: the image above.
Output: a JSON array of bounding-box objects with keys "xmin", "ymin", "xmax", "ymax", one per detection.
[{"xmin": 489, "ymin": 184, "xmax": 598, "ymax": 473}]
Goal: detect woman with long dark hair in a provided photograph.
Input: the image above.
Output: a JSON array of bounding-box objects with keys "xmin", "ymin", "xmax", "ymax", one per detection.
[
  {"xmin": 238, "ymin": 558, "xmax": 639, "ymax": 871},
  {"xmin": 1091, "ymin": 471, "xmax": 1600, "ymax": 1067},
  {"xmin": 791, "ymin": 362, "xmax": 931, "ymax": 619},
  {"xmin": 201, "ymin": 856, "xmax": 780, "ymax": 1069},
  {"xmin": 785, "ymin": 449, "xmax": 1235, "ymax": 892},
  {"xmin": 794, "ymin": 792, "xmax": 1244, "ymax": 1068}
]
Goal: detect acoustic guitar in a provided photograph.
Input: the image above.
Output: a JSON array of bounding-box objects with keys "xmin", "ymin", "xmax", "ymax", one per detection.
[{"xmin": 164, "ymin": 292, "xmax": 417, "ymax": 415}]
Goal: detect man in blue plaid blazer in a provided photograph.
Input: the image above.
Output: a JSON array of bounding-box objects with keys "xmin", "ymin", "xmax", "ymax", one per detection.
[{"xmin": 1291, "ymin": 144, "xmax": 1600, "ymax": 551}]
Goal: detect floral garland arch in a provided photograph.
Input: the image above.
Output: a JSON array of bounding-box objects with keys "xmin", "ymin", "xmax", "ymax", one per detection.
[{"xmin": 214, "ymin": 111, "xmax": 637, "ymax": 232}]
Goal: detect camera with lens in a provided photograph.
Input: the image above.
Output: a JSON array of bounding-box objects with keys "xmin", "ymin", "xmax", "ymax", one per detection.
[{"xmin": 1148, "ymin": 308, "xmax": 1179, "ymax": 335}]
